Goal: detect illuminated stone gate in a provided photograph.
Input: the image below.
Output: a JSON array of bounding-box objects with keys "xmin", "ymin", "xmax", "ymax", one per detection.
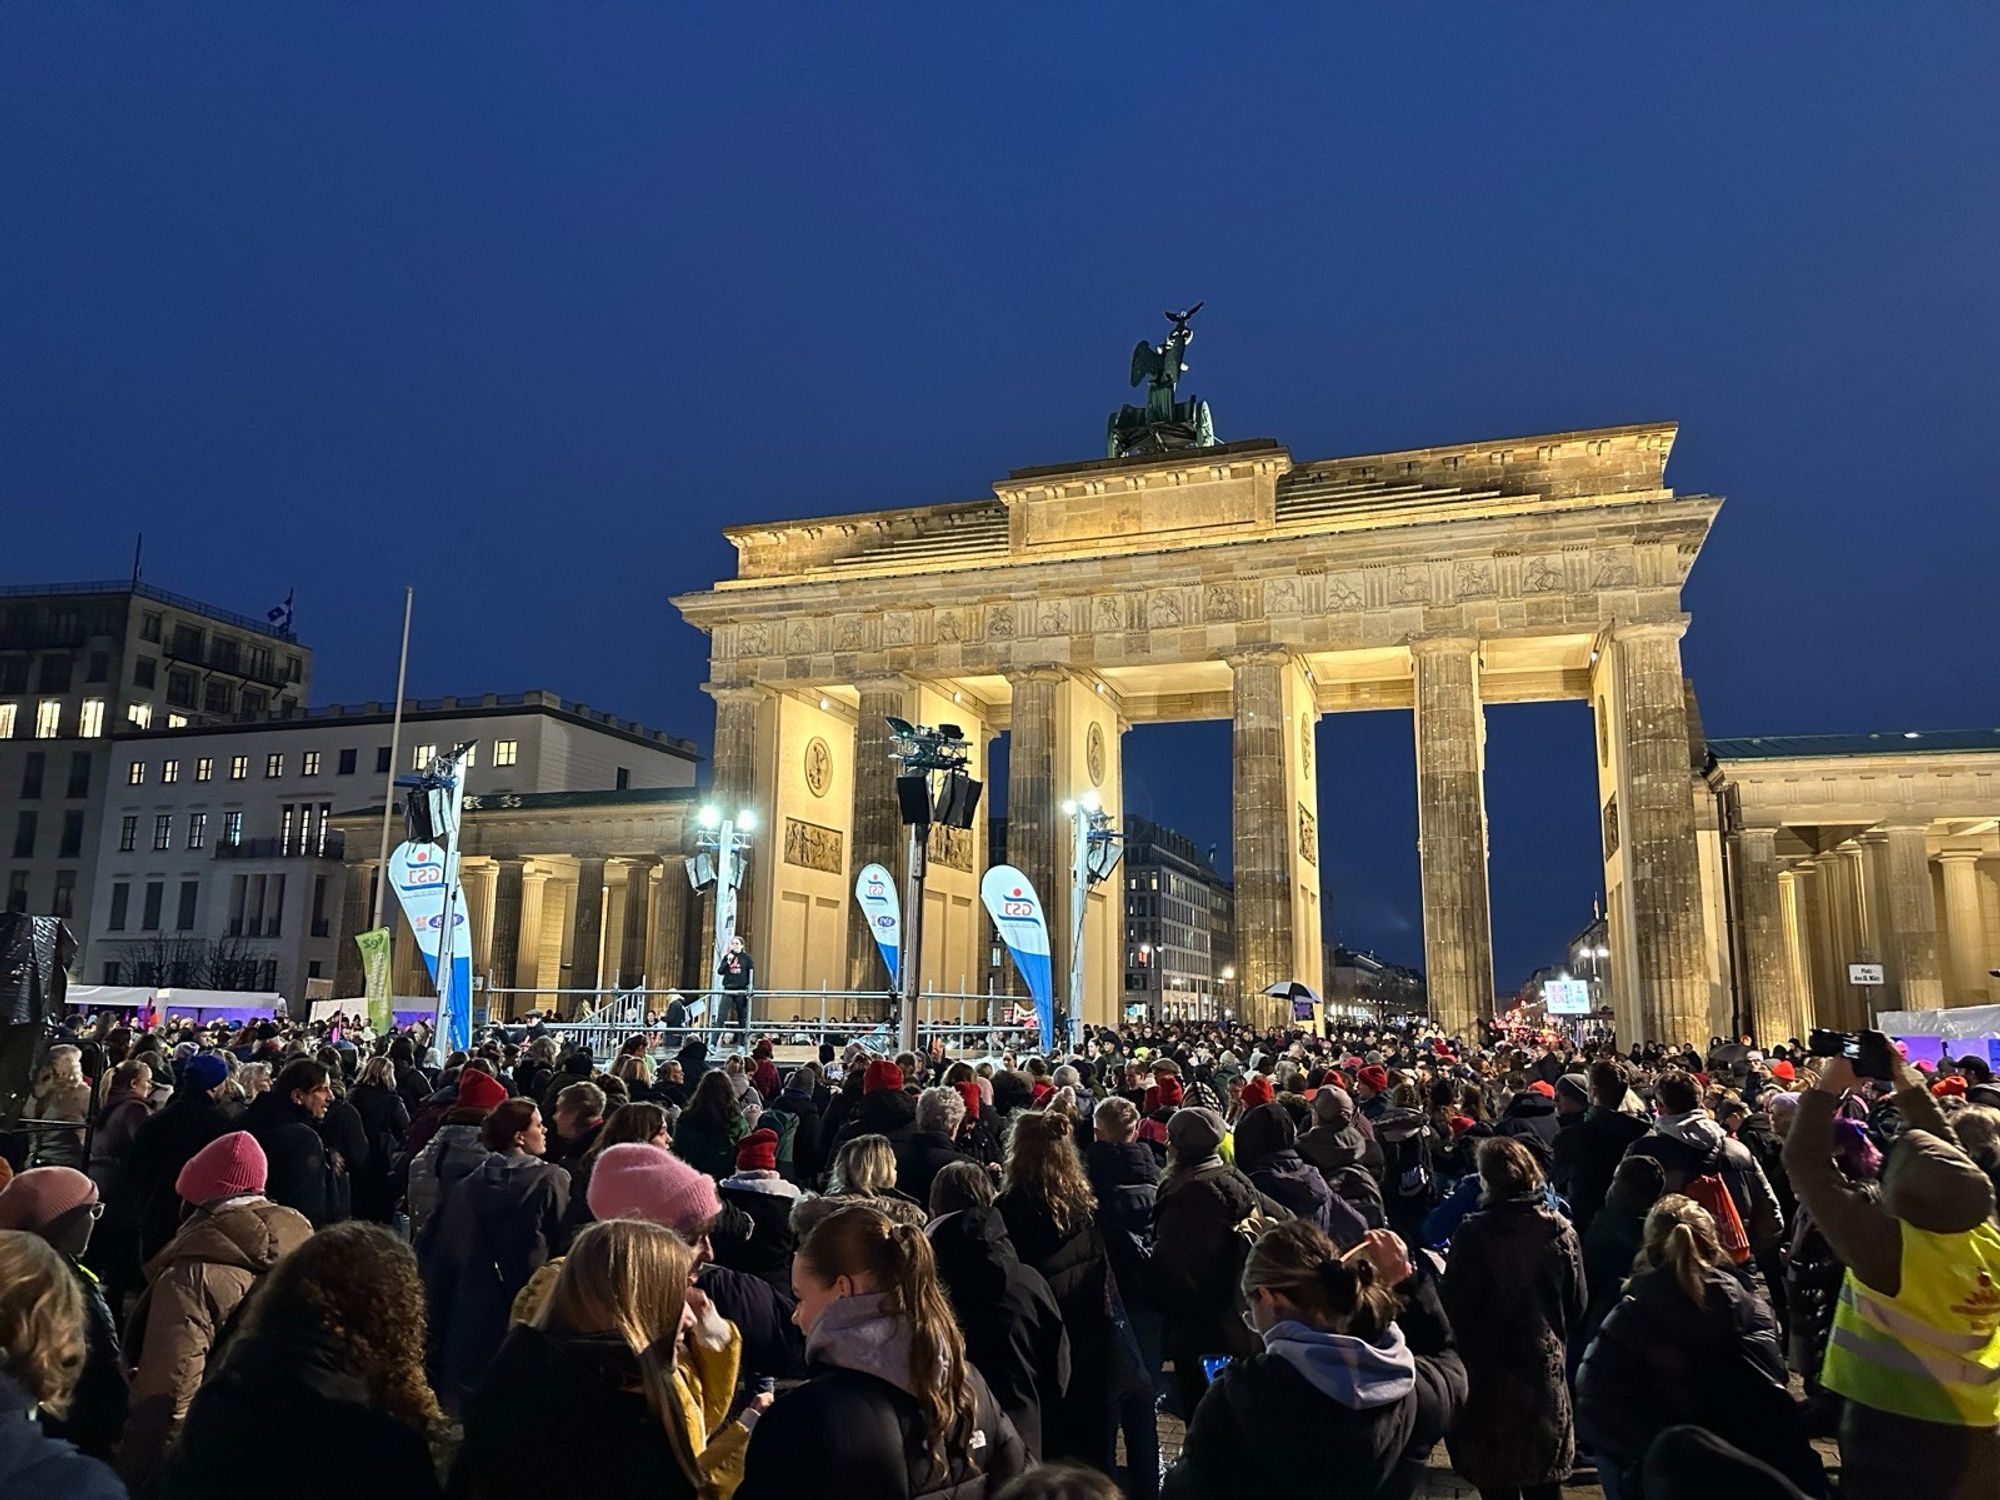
[{"xmin": 672, "ymin": 423, "xmax": 1721, "ymax": 1041}]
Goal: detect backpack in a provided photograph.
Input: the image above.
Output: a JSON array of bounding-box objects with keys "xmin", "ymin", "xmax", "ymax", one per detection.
[
  {"xmin": 1373, "ymin": 1108, "xmax": 1436, "ymax": 1212},
  {"xmin": 765, "ymin": 1106, "xmax": 800, "ymax": 1176},
  {"xmin": 1685, "ymin": 1170, "xmax": 1752, "ymax": 1263}
]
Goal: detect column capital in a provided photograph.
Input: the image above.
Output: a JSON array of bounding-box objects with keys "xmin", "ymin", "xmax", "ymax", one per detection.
[
  {"xmin": 1732, "ymin": 825, "xmax": 1781, "ymax": 853},
  {"xmin": 1221, "ymin": 644, "xmax": 1291, "ymax": 670},
  {"xmin": 702, "ymin": 682, "xmax": 769, "ymax": 706},
  {"xmin": 852, "ymin": 673, "xmax": 916, "ymax": 695},
  {"xmin": 1610, "ymin": 614, "xmax": 1690, "ymax": 645},
  {"xmin": 1939, "ymin": 847, "xmax": 1987, "ymax": 866},
  {"xmin": 1856, "ymin": 828, "xmax": 1893, "ymax": 848},
  {"xmin": 1406, "ymin": 632, "xmax": 1480, "ymax": 659},
  {"xmin": 1003, "ymin": 665, "xmax": 1068, "ymax": 685},
  {"xmin": 521, "ymin": 864, "xmax": 552, "ymax": 885}
]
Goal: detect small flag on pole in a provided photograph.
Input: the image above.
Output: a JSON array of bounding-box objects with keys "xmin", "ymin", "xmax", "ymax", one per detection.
[{"xmin": 267, "ymin": 590, "xmax": 294, "ymax": 631}]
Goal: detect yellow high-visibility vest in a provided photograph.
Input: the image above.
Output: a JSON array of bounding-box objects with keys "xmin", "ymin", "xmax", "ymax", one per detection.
[{"xmin": 1824, "ymin": 1219, "xmax": 2000, "ymax": 1427}]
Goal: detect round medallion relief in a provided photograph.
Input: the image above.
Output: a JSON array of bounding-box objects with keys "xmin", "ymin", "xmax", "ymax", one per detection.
[
  {"xmin": 1086, "ymin": 722, "xmax": 1106, "ymax": 787},
  {"xmin": 804, "ymin": 736, "xmax": 832, "ymax": 797}
]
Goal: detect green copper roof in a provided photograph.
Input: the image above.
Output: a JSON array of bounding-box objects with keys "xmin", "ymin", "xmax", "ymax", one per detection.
[{"xmin": 1710, "ymin": 729, "xmax": 2000, "ymax": 760}]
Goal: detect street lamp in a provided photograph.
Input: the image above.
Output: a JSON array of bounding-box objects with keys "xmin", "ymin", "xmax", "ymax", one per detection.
[
  {"xmin": 688, "ymin": 804, "xmax": 755, "ymax": 1022},
  {"xmin": 1220, "ymin": 963, "xmax": 1235, "ymax": 1023},
  {"xmin": 884, "ymin": 717, "xmax": 981, "ymax": 1052},
  {"xmin": 1062, "ymin": 791, "xmax": 1123, "ymax": 1041}
]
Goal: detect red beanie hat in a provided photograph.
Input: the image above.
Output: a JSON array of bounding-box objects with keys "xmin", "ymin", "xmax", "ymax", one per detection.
[
  {"xmin": 456, "ymin": 1070, "xmax": 509, "ymax": 1113},
  {"xmin": 1934, "ymin": 1076, "xmax": 1969, "ymax": 1099},
  {"xmin": 588, "ymin": 1142, "xmax": 720, "ymax": 1232},
  {"xmin": 1239, "ymin": 1075, "xmax": 1275, "ymax": 1109},
  {"xmin": 177, "ymin": 1131, "xmax": 268, "ymax": 1204},
  {"xmin": 0, "ymin": 1167, "xmax": 98, "ymax": 1233},
  {"xmin": 1357, "ymin": 1065, "xmax": 1390, "ymax": 1095},
  {"xmin": 1528, "ymin": 1080, "xmax": 1556, "ymax": 1099},
  {"xmin": 735, "ymin": 1128, "xmax": 779, "ymax": 1174},
  {"xmin": 1769, "ymin": 1059, "xmax": 1796, "ymax": 1083},
  {"xmin": 1143, "ymin": 1076, "xmax": 1185, "ymax": 1115},
  {"xmin": 1029, "ymin": 1081, "xmax": 1055, "ymax": 1106},
  {"xmin": 954, "ymin": 1079, "xmax": 982, "ymax": 1120},
  {"xmin": 864, "ymin": 1059, "xmax": 904, "ymax": 1095}
]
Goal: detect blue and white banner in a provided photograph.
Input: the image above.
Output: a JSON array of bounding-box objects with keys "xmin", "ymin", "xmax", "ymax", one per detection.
[
  {"xmin": 853, "ymin": 862, "xmax": 901, "ymax": 986},
  {"xmin": 387, "ymin": 839, "xmax": 472, "ymax": 1051},
  {"xmin": 980, "ymin": 865, "xmax": 1054, "ymax": 1042}
]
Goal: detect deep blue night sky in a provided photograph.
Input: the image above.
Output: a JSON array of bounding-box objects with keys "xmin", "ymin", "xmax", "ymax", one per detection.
[{"xmin": 5, "ymin": 6, "xmax": 1997, "ymax": 990}]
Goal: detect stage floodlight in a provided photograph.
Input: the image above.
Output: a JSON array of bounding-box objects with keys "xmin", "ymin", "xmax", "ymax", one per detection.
[
  {"xmin": 937, "ymin": 722, "xmax": 963, "ymax": 741},
  {"xmin": 1080, "ymin": 789, "xmax": 1102, "ymax": 814},
  {"xmin": 885, "ymin": 716, "xmax": 918, "ymax": 740},
  {"xmin": 736, "ymin": 809, "xmax": 756, "ymax": 832},
  {"xmin": 697, "ymin": 804, "xmax": 721, "ymax": 830},
  {"xmin": 1088, "ymin": 841, "xmax": 1124, "ymax": 883},
  {"xmin": 1061, "ymin": 799, "xmax": 1077, "ymax": 817}
]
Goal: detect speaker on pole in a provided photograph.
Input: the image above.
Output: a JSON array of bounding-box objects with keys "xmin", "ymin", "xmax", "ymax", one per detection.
[{"xmin": 895, "ymin": 774, "xmax": 934, "ymax": 827}]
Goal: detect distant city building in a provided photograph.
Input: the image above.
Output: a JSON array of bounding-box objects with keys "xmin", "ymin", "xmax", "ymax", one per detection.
[
  {"xmin": 1120, "ymin": 815, "xmax": 1234, "ymax": 1021},
  {"xmin": 87, "ymin": 690, "xmax": 696, "ymax": 1003},
  {"xmin": 0, "ymin": 580, "xmax": 311, "ymax": 954},
  {"xmin": 1325, "ymin": 944, "xmax": 1427, "ymax": 1024}
]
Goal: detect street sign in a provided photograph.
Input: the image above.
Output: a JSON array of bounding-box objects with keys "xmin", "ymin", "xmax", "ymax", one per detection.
[{"xmin": 1849, "ymin": 963, "xmax": 1885, "ymax": 986}]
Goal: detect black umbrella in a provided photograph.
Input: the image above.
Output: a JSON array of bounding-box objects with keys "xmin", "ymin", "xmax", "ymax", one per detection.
[{"xmin": 1261, "ymin": 980, "xmax": 1322, "ymax": 1004}]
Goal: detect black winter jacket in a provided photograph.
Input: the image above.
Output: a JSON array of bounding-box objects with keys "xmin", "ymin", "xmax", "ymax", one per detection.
[
  {"xmin": 0, "ymin": 1369, "xmax": 123, "ymax": 1500},
  {"xmin": 36, "ymin": 1255, "xmax": 126, "ymax": 1463},
  {"xmin": 892, "ymin": 1130, "xmax": 977, "ymax": 1212},
  {"xmin": 1247, "ymin": 1147, "xmax": 1368, "ymax": 1247},
  {"xmin": 1550, "ymin": 1106, "xmax": 1650, "ymax": 1236},
  {"xmin": 737, "ymin": 1361, "xmax": 1025, "ymax": 1500},
  {"xmin": 1148, "ymin": 1159, "xmax": 1290, "ymax": 1358},
  {"xmin": 126, "ymin": 1087, "xmax": 234, "ymax": 1260},
  {"xmin": 241, "ymin": 1092, "xmax": 333, "ymax": 1227},
  {"xmin": 928, "ymin": 1205, "xmax": 1072, "ymax": 1461},
  {"xmin": 1084, "ymin": 1139, "xmax": 1158, "ymax": 1309},
  {"xmin": 830, "ymin": 1087, "xmax": 918, "ymax": 1158},
  {"xmin": 1163, "ymin": 1263, "xmax": 1467, "ymax": 1500},
  {"xmin": 1576, "ymin": 1264, "xmax": 1824, "ymax": 1497},
  {"xmin": 348, "ymin": 1080, "xmax": 410, "ymax": 1222},
  {"xmin": 766, "ymin": 1090, "xmax": 825, "ymax": 1183}
]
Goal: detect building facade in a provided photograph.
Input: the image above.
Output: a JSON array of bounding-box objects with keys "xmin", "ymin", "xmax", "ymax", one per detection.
[
  {"xmin": 87, "ymin": 691, "xmax": 696, "ymax": 1004},
  {"xmin": 1325, "ymin": 945, "xmax": 1428, "ymax": 1024},
  {"xmin": 1121, "ymin": 815, "xmax": 1234, "ymax": 1020},
  {"xmin": 0, "ymin": 581, "xmax": 311, "ymax": 954}
]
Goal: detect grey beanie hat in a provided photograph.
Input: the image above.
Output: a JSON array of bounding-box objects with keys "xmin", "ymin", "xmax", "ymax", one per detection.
[{"xmin": 1167, "ymin": 1106, "xmax": 1228, "ymax": 1160}]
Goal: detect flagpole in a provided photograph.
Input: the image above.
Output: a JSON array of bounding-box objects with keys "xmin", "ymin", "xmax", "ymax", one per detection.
[{"xmin": 370, "ymin": 587, "xmax": 415, "ymax": 931}]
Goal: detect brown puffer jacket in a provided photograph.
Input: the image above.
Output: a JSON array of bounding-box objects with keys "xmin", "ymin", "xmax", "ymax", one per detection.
[{"xmin": 119, "ymin": 1198, "xmax": 312, "ymax": 1487}]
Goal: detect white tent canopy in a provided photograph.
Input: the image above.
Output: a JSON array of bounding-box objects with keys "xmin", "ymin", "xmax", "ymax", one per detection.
[
  {"xmin": 1878, "ymin": 1007, "xmax": 2000, "ymax": 1044},
  {"xmin": 64, "ymin": 984, "xmax": 154, "ymax": 1011}
]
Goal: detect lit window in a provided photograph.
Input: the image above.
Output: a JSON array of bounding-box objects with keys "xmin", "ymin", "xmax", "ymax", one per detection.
[
  {"xmin": 167, "ymin": 713, "xmax": 188, "ymax": 728},
  {"xmin": 79, "ymin": 699, "xmax": 105, "ymax": 737},
  {"xmin": 222, "ymin": 811, "xmax": 243, "ymax": 845},
  {"xmin": 196, "ymin": 756, "xmax": 214, "ymax": 782},
  {"xmin": 153, "ymin": 814, "xmax": 173, "ymax": 851},
  {"xmin": 35, "ymin": 700, "xmax": 61, "ymax": 738},
  {"xmin": 265, "ymin": 753, "xmax": 284, "ymax": 778},
  {"xmin": 118, "ymin": 816, "xmax": 137, "ymax": 852},
  {"xmin": 281, "ymin": 804, "xmax": 295, "ymax": 855},
  {"xmin": 0, "ymin": 704, "xmax": 13, "ymax": 739},
  {"xmin": 413, "ymin": 744, "xmax": 436, "ymax": 770},
  {"xmin": 128, "ymin": 762, "xmax": 146, "ymax": 786},
  {"xmin": 493, "ymin": 739, "xmax": 518, "ymax": 767},
  {"xmin": 302, "ymin": 750, "xmax": 321, "ymax": 776},
  {"xmin": 189, "ymin": 812, "xmax": 208, "ymax": 850},
  {"xmin": 463, "ymin": 742, "xmax": 476, "ymax": 767},
  {"xmin": 230, "ymin": 755, "xmax": 248, "ymax": 780},
  {"xmin": 126, "ymin": 703, "xmax": 153, "ymax": 729}
]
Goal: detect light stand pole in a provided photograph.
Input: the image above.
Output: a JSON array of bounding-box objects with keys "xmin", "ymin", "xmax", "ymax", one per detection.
[
  {"xmin": 397, "ymin": 739, "xmax": 476, "ymax": 1047},
  {"xmin": 1060, "ymin": 791, "xmax": 1123, "ymax": 1045},
  {"xmin": 693, "ymin": 804, "xmax": 755, "ymax": 1032},
  {"xmin": 884, "ymin": 717, "xmax": 981, "ymax": 1056}
]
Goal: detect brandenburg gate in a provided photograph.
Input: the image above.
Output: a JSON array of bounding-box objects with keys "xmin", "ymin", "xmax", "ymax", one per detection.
[{"xmin": 672, "ymin": 419, "xmax": 1722, "ymax": 1043}]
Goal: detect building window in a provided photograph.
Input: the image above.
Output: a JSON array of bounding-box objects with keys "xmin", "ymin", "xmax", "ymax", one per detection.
[
  {"xmin": 493, "ymin": 739, "xmax": 518, "ymax": 767},
  {"xmin": 35, "ymin": 700, "xmax": 61, "ymax": 738},
  {"xmin": 52, "ymin": 870, "xmax": 75, "ymax": 918},
  {"xmin": 337, "ymin": 747, "xmax": 357, "ymax": 775},
  {"xmin": 176, "ymin": 880, "xmax": 199, "ymax": 931},
  {"xmin": 140, "ymin": 881, "xmax": 163, "ymax": 931},
  {"xmin": 259, "ymin": 959, "xmax": 278, "ymax": 990},
  {"xmin": 189, "ymin": 811, "xmax": 208, "ymax": 850},
  {"xmin": 265, "ymin": 752, "xmax": 284, "ymax": 778},
  {"xmin": 412, "ymin": 743, "xmax": 436, "ymax": 770},
  {"xmin": 127, "ymin": 703, "xmax": 153, "ymax": 728},
  {"xmin": 462, "ymin": 742, "xmax": 476, "ymax": 768},
  {"xmin": 102, "ymin": 961, "xmax": 121, "ymax": 984},
  {"xmin": 616, "ymin": 767, "xmax": 631, "ymax": 790},
  {"xmin": 118, "ymin": 815, "xmax": 137, "ymax": 852},
  {"xmin": 86, "ymin": 651, "xmax": 109, "ymax": 684},
  {"xmin": 167, "ymin": 669, "xmax": 197, "ymax": 709},
  {"xmin": 280, "ymin": 804, "xmax": 295, "ymax": 855},
  {"xmin": 166, "ymin": 713, "xmax": 188, "ymax": 728},
  {"xmin": 66, "ymin": 753, "xmax": 91, "ymax": 797},
  {"xmin": 240, "ymin": 689, "xmax": 266, "ymax": 719},
  {"xmin": 5, "ymin": 872, "xmax": 27, "ymax": 912},
  {"xmin": 196, "ymin": 756, "xmax": 214, "ymax": 782},
  {"xmin": 140, "ymin": 611, "xmax": 162, "ymax": 643},
  {"xmin": 39, "ymin": 656, "xmax": 71, "ymax": 693},
  {"xmin": 0, "ymin": 704, "xmax": 13, "ymax": 739},
  {"xmin": 20, "ymin": 753, "xmax": 43, "ymax": 799},
  {"xmin": 375, "ymin": 746, "xmax": 391, "ymax": 774},
  {"xmin": 317, "ymin": 802, "xmax": 331, "ymax": 854},
  {"xmin": 153, "ymin": 814, "xmax": 173, "ymax": 851},
  {"xmin": 286, "ymin": 655, "xmax": 302, "ymax": 682},
  {"xmin": 223, "ymin": 811, "xmax": 243, "ymax": 846},
  {"xmin": 302, "ymin": 750, "xmax": 320, "ymax": 776},
  {"xmin": 162, "ymin": 759, "xmax": 180, "ymax": 784},
  {"xmin": 13, "ymin": 812, "xmax": 35, "ymax": 858},
  {"xmin": 128, "ymin": 761, "xmax": 145, "ymax": 786},
  {"xmin": 58, "ymin": 810, "xmax": 83, "ymax": 859},
  {"xmin": 249, "ymin": 645, "xmax": 272, "ymax": 680},
  {"xmin": 230, "ymin": 755, "xmax": 248, "ymax": 781},
  {"xmin": 134, "ymin": 657, "xmax": 156, "ymax": 688},
  {"xmin": 79, "ymin": 699, "xmax": 105, "ymax": 737},
  {"xmin": 204, "ymin": 680, "xmax": 232, "ymax": 715}
]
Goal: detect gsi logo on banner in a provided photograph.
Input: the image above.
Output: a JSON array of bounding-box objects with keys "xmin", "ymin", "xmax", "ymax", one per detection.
[
  {"xmin": 1002, "ymin": 897, "xmax": 1035, "ymax": 919},
  {"xmin": 404, "ymin": 865, "xmax": 445, "ymax": 887}
]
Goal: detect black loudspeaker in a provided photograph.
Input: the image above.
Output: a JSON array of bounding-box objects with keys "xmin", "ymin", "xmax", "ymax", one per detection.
[
  {"xmin": 0, "ymin": 914, "xmax": 76, "ymax": 1129},
  {"xmin": 895, "ymin": 774, "xmax": 934, "ymax": 826},
  {"xmin": 934, "ymin": 772, "xmax": 983, "ymax": 830}
]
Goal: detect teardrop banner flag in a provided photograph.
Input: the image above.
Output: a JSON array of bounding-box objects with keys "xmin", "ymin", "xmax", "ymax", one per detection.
[
  {"xmin": 387, "ymin": 839, "xmax": 472, "ymax": 1051},
  {"xmin": 980, "ymin": 864, "xmax": 1054, "ymax": 1042},
  {"xmin": 853, "ymin": 862, "xmax": 901, "ymax": 986}
]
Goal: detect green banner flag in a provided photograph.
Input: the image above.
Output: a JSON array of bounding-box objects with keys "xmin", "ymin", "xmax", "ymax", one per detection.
[{"xmin": 355, "ymin": 927, "xmax": 393, "ymax": 1032}]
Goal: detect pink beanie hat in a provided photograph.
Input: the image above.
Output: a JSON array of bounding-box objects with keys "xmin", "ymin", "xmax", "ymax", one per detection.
[
  {"xmin": 587, "ymin": 1142, "xmax": 720, "ymax": 1234},
  {"xmin": 176, "ymin": 1131, "xmax": 268, "ymax": 1204},
  {"xmin": 0, "ymin": 1167, "xmax": 98, "ymax": 1233}
]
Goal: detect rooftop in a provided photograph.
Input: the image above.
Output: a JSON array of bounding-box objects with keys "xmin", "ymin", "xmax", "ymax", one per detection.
[
  {"xmin": 1709, "ymin": 728, "xmax": 2000, "ymax": 761},
  {"xmin": 0, "ymin": 579, "xmax": 300, "ymax": 644}
]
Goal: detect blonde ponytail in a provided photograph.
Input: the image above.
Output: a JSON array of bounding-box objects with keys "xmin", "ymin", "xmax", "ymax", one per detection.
[{"xmin": 1632, "ymin": 1193, "xmax": 1725, "ymax": 1305}]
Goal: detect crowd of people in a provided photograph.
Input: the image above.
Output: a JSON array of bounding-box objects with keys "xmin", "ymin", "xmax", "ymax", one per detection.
[{"xmin": 3, "ymin": 1003, "xmax": 1999, "ymax": 1499}]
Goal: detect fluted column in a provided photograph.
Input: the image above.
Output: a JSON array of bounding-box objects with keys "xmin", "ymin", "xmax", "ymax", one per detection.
[
  {"xmin": 619, "ymin": 858, "xmax": 654, "ymax": 987},
  {"xmin": 1778, "ymin": 868, "xmax": 1813, "ymax": 1043},
  {"xmin": 1611, "ymin": 620, "xmax": 1708, "ymax": 1044},
  {"xmin": 1230, "ymin": 649, "xmax": 1294, "ymax": 1023},
  {"xmin": 488, "ymin": 858, "xmax": 525, "ymax": 997},
  {"xmin": 516, "ymin": 868, "xmax": 548, "ymax": 1004},
  {"xmin": 1411, "ymin": 636, "xmax": 1493, "ymax": 1038},
  {"xmin": 1941, "ymin": 849, "xmax": 1988, "ymax": 1005},
  {"xmin": 649, "ymin": 857, "xmax": 688, "ymax": 992},
  {"xmin": 1730, "ymin": 828, "xmax": 1795, "ymax": 1048},
  {"xmin": 1004, "ymin": 669, "xmax": 1063, "ymax": 988},
  {"xmin": 335, "ymin": 861, "xmax": 374, "ymax": 994},
  {"xmin": 848, "ymin": 676, "xmax": 912, "ymax": 989},
  {"xmin": 1878, "ymin": 823, "xmax": 1944, "ymax": 1010},
  {"xmin": 571, "ymin": 856, "xmax": 607, "ymax": 1005},
  {"xmin": 1825, "ymin": 848, "xmax": 1862, "ymax": 1029}
]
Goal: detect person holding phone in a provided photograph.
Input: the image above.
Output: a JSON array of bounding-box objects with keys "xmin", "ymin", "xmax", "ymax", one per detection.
[
  {"xmin": 1784, "ymin": 1040, "xmax": 2000, "ymax": 1500},
  {"xmin": 718, "ymin": 936, "xmax": 755, "ymax": 1038}
]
